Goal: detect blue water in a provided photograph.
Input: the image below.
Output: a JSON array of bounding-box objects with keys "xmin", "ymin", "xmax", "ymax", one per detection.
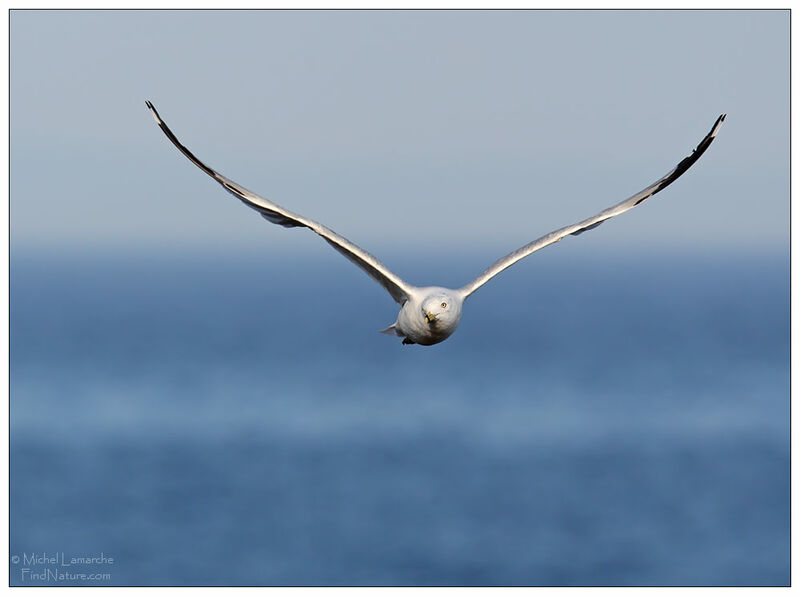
[{"xmin": 10, "ymin": 249, "xmax": 789, "ymax": 586}]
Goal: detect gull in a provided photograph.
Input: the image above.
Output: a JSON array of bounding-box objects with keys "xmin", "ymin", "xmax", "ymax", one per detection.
[{"xmin": 146, "ymin": 101, "xmax": 725, "ymax": 346}]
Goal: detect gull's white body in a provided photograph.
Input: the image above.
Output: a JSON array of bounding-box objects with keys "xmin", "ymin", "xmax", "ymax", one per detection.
[
  {"xmin": 146, "ymin": 101, "xmax": 725, "ymax": 346},
  {"xmin": 387, "ymin": 287, "xmax": 465, "ymax": 345}
]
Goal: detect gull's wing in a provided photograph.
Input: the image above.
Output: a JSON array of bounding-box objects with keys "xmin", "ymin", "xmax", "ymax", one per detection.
[
  {"xmin": 459, "ymin": 114, "xmax": 726, "ymax": 299},
  {"xmin": 146, "ymin": 101, "xmax": 414, "ymax": 305}
]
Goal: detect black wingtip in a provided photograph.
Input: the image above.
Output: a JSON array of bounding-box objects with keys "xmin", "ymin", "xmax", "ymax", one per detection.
[
  {"xmin": 145, "ymin": 100, "xmax": 163, "ymax": 125},
  {"xmin": 710, "ymin": 113, "xmax": 726, "ymax": 135}
]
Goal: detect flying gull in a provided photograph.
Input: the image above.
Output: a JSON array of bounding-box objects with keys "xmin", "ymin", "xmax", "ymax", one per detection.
[{"xmin": 146, "ymin": 101, "xmax": 725, "ymax": 346}]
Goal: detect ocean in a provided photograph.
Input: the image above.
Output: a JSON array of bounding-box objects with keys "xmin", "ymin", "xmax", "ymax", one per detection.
[{"xmin": 9, "ymin": 248, "xmax": 789, "ymax": 586}]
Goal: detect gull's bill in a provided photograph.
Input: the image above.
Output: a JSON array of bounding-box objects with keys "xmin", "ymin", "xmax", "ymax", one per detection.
[{"xmin": 147, "ymin": 101, "xmax": 724, "ymax": 346}]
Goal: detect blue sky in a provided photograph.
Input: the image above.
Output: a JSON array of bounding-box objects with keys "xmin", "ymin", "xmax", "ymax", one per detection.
[{"xmin": 10, "ymin": 9, "xmax": 788, "ymax": 258}]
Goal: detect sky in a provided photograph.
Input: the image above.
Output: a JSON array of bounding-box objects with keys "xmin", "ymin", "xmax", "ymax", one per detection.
[{"xmin": 10, "ymin": 9, "xmax": 789, "ymax": 260}]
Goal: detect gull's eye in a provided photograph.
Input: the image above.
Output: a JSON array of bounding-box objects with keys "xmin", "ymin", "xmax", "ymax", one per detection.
[{"xmin": 441, "ymin": 302, "xmax": 447, "ymax": 309}]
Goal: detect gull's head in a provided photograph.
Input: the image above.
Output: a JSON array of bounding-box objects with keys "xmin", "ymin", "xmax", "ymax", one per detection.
[{"xmin": 420, "ymin": 290, "xmax": 462, "ymax": 330}]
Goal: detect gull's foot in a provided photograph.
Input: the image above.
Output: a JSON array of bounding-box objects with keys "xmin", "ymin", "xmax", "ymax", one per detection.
[{"xmin": 402, "ymin": 337, "xmax": 416, "ymax": 345}]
